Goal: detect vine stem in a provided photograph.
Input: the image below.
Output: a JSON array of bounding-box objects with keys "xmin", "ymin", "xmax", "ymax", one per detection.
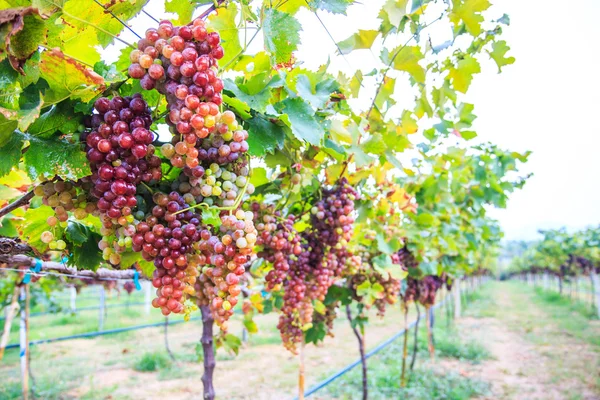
[
  {"xmin": 92, "ymin": 0, "xmax": 142, "ymax": 39},
  {"xmin": 400, "ymin": 303, "xmax": 409, "ymax": 387},
  {"xmin": 0, "ymin": 254, "xmax": 147, "ymax": 281},
  {"xmin": 346, "ymin": 304, "xmax": 367, "ymax": 400},
  {"xmin": 365, "ymin": 13, "xmax": 445, "ymax": 119},
  {"xmin": 426, "ymin": 305, "xmax": 434, "ymax": 361},
  {"xmin": 200, "ymin": 305, "xmax": 216, "ymax": 400},
  {"xmin": 0, "ymin": 190, "xmax": 34, "ymax": 219},
  {"xmin": 410, "ymin": 302, "xmax": 421, "ymax": 372},
  {"xmin": 298, "ymin": 341, "xmax": 305, "ymax": 400}
]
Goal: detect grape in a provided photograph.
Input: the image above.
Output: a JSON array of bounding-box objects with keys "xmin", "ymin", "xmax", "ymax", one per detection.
[
  {"xmin": 83, "ymin": 95, "xmax": 162, "ymax": 265},
  {"xmin": 41, "ymin": 231, "xmax": 54, "ymax": 244}
]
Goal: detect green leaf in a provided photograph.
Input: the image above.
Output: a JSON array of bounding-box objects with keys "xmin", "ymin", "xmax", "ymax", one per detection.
[
  {"xmin": 243, "ymin": 316, "xmax": 258, "ymax": 334},
  {"xmin": 376, "ymin": 231, "xmax": 402, "ymax": 254},
  {"xmin": 460, "ymin": 130, "xmax": 477, "ymax": 140},
  {"xmin": 487, "ymin": 40, "xmax": 515, "ymax": 72},
  {"xmin": 448, "ymin": 54, "xmax": 480, "ymax": 93},
  {"xmin": 309, "ymin": 0, "xmax": 355, "ymax": 15},
  {"xmin": 223, "ymin": 75, "xmax": 283, "ymax": 113},
  {"xmin": 65, "ymin": 220, "xmax": 89, "ymax": 245},
  {"xmin": 337, "ymin": 30, "xmax": 379, "ymax": 55},
  {"xmin": 202, "ymin": 208, "xmax": 221, "ymax": 227},
  {"xmin": 39, "ymin": 49, "xmax": 105, "ymax": 104},
  {"xmin": 165, "ymin": 0, "xmax": 194, "ymax": 25},
  {"xmin": 27, "ymin": 101, "xmax": 82, "ymax": 138},
  {"xmin": 246, "ymin": 116, "xmax": 286, "ymax": 156},
  {"xmin": 207, "ymin": 2, "xmax": 242, "ymax": 68},
  {"xmin": 295, "ymin": 74, "xmax": 339, "ymax": 110},
  {"xmin": 0, "ymin": 131, "xmax": 22, "ymax": 177},
  {"xmin": 449, "ymin": 0, "xmax": 491, "ymax": 36},
  {"xmin": 0, "ymin": 90, "xmax": 42, "ymax": 131},
  {"xmin": 262, "ymin": 8, "xmax": 301, "ymax": 64},
  {"xmin": 363, "ymin": 133, "xmax": 387, "ymax": 155},
  {"xmin": 0, "ymin": 113, "xmax": 18, "ymax": 148},
  {"xmin": 15, "ymin": 205, "xmax": 55, "ymax": 252},
  {"xmin": 379, "ymin": 0, "xmax": 409, "ymax": 28},
  {"xmin": 277, "ymin": 98, "xmax": 325, "ymax": 145},
  {"xmin": 23, "ymin": 135, "xmax": 91, "ymax": 180},
  {"xmin": 389, "ymin": 45, "xmax": 425, "ymax": 83},
  {"xmin": 374, "ymin": 76, "xmax": 395, "ymax": 110},
  {"xmin": 250, "ymin": 167, "xmax": 269, "ymax": 187}
]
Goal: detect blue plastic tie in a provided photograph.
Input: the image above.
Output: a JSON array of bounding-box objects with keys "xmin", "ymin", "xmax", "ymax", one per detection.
[
  {"xmin": 133, "ymin": 270, "xmax": 141, "ymax": 291},
  {"xmin": 33, "ymin": 258, "xmax": 42, "ymax": 273}
]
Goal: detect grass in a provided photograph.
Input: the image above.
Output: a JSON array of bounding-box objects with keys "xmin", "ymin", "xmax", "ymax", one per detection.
[
  {"xmin": 321, "ymin": 294, "xmax": 492, "ymax": 400},
  {"xmin": 321, "ymin": 337, "xmax": 490, "ymax": 400},
  {"xmin": 133, "ymin": 352, "xmax": 172, "ymax": 372}
]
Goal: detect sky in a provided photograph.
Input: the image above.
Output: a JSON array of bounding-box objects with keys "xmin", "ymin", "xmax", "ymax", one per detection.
[{"xmin": 104, "ymin": 0, "xmax": 600, "ymax": 241}]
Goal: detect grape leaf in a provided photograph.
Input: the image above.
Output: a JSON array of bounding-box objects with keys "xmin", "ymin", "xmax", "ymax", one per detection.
[
  {"xmin": 276, "ymin": 98, "xmax": 324, "ymax": 146},
  {"xmin": 309, "ymin": 0, "xmax": 355, "ymax": 15},
  {"xmin": 0, "ymin": 131, "xmax": 22, "ymax": 176},
  {"xmin": 262, "ymin": 8, "xmax": 301, "ymax": 64},
  {"xmin": 246, "ymin": 116, "xmax": 286, "ymax": 156},
  {"xmin": 0, "ymin": 7, "xmax": 47, "ymax": 73},
  {"xmin": 337, "ymin": 29, "xmax": 379, "ymax": 55},
  {"xmin": 15, "ymin": 205, "xmax": 55, "ymax": 253},
  {"xmin": 449, "ymin": 0, "xmax": 491, "ymax": 36},
  {"xmin": 207, "ymin": 2, "xmax": 242, "ymax": 68},
  {"xmin": 23, "ymin": 135, "xmax": 91, "ymax": 180},
  {"xmin": 379, "ymin": 0, "xmax": 409, "ymax": 28},
  {"xmin": 389, "ymin": 45, "xmax": 425, "ymax": 83},
  {"xmin": 487, "ymin": 40, "xmax": 515, "ymax": 72},
  {"xmin": 0, "ymin": 113, "xmax": 17, "ymax": 148},
  {"xmin": 202, "ymin": 208, "xmax": 221, "ymax": 227},
  {"xmin": 295, "ymin": 74, "xmax": 340, "ymax": 110},
  {"xmin": 40, "ymin": 49, "xmax": 105, "ymax": 104},
  {"xmin": 0, "ymin": 89, "xmax": 42, "ymax": 131},
  {"xmin": 223, "ymin": 75, "xmax": 283, "ymax": 114},
  {"xmin": 27, "ymin": 100, "xmax": 82, "ymax": 138},
  {"xmin": 67, "ymin": 226, "xmax": 103, "ymax": 272},
  {"xmin": 447, "ymin": 54, "xmax": 480, "ymax": 93},
  {"xmin": 165, "ymin": 0, "xmax": 194, "ymax": 25}
]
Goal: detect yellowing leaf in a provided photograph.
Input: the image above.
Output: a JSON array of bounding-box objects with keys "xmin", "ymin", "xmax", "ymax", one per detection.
[
  {"xmin": 207, "ymin": 3, "xmax": 242, "ymax": 68},
  {"xmin": 398, "ymin": 110, "xmax": 418, "ymax": 134},
  {"xmin": 390, "ymin": 45, "xmax": 425, "ymax": 83},
  {"xmin": 449, "ymin": 0, "xmax": 491, "ymax": 36},
  {"xmin": 337, "ymin": 29, "xmax": 379, "ymax": 55},
  {"xmin": 40, "ymin": 49, "xmax": 105, "ymax": 104},
  {"xmin": 447, "ymin": 54, "xmax": 480, "ymax": 93},
  {"xmin": 487, "ymin": 40, "xmax": 515, "ymax": 72}
]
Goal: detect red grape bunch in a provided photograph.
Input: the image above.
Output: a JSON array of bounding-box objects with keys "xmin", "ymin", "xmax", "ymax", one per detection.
[
  {"xmin": 250, "ymin": 202, "xmax": 302, "ymax": 290},
  {"xmin": 194, "ymin": 210, "xmax": 257, "ymax": 330},
  {"xmin": 276, "ymin": 179, "xmax": 358, "ymax": 353},
  {"xmin": 134, "ymin": 191, "xmax": 202, "ymax": 315},
  {"xmin": 83, "ymin": 94, "xmax": 162, "ymax": 265}
]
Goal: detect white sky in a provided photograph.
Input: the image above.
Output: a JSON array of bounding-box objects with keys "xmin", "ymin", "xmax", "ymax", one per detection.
[{"xmin": 105, "ymin": 0, "xmax": 600, "ymax": 241}]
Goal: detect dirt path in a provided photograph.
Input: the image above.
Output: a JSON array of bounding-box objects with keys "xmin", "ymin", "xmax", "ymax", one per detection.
[{"xmin": 446, "ymin": 283, "xmax": 600, "ymax": 400}]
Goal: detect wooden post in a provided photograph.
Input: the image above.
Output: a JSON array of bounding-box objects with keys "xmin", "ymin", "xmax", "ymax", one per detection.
[
  {"xmin": 453, "ymin": 278, "xmax": 461, "ymax": 319},
  {"xmin": 19, "ymin": 285, "xmax": 30, "ymax": 400},
  {"xmin": 426, "ymin": 306, "xmax": 434, "ymax": 361},
  {"xmin": 69, "ymin": 285, "xmax": 77, "ymax": 312},
  {"xmin": 0, "ymin": 285, "xmax": 20, "ymax": 361},
  {"xmin": 98, "ymin": 285, "xmax": 105, "ymax": 332},
  {"xmin": 298, "ymin": 342, "xmax": 305, "ymax": 400},
  {"xmin": 543, "ymin": 273, "xmax": 549, "ymax": 290},
  {"xmin": 591, "ymin": 272, "xmax": 600, "ymax": 319},
  {"xmin": 144, "ymin": 280, "xmax": 152, "ymax": 315},
  {"xmin": 400, "ymin": 304, "xmax": 409, "ymax": 387}
]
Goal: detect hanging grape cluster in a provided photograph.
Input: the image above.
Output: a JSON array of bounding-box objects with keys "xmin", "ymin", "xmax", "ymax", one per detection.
[
  {"xmin": 273, "ymin": 178, "xmax": 358, "ymax": 352},
  {"xmin": 83, "ymin": 95, "xmax": 162, "ymax": 265},
  {"xmin": 194, "ymin": 210, "xmax": 257, "ymax": 330},
  {"xmin": 250, "ymin": 202, "xmax": 302, "ymax": 290}
]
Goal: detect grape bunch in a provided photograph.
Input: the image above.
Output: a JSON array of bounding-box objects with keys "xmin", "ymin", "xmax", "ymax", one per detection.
[
  {"xmin": 128, "ymin": 19, "xmax": 224, "ymax": 104},
  {"xmin": 35, "ymin": 179, "xmax": 98, "ymax": 251},
  {"xmin": 129, "ymin": 191, "xmax": 201, "ymax": 316},
  {"xmin": 417, "ymin": 275, "xmax": 444, "ymax": 306},
  {"xmin": 194, "ymin": 210, "xmax": 257, "ymax": 330},
  {"xmin": 250, "ymin": 202, "xmax": 302, "ymax": 290},
  {"xmin": 275, "ymin": 179, "xmax": 358, "ymax": 353},
  {"xmin": 83, "ymin": 95, "xmax": 162, "ymax": 265}
]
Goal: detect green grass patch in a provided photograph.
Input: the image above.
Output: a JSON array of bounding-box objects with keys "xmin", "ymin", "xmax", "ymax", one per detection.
[{"xmin": 133, "ymin": 352, "xmax": 172, "ymax": 372}]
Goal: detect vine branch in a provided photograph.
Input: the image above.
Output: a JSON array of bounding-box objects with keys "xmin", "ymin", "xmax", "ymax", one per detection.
[{"xmin": 0, "ymin": 190, "xmax": 34, "ymax": 219}]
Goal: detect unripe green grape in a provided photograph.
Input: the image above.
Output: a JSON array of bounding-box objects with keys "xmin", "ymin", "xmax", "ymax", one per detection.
[
  {"xmin": 56, "ymin": 240, "xmax": 66, "ymax": 250},
  {"xmin": 47, "ymin": 194, "xmax": 60, "ymax": 207},
  {"xmin": 49, "ymin": 241, "xmax": 58, "ymax": 250},
  {"xmin": 212, "ymin": 186, "xmax": 222, "ymax": 196},
  {"xmin": 210, "ymin": 163, "xmax": 220, "ymax": 173},
  {"xmin": 59, "ymin": 221, "xmax": 68, "ymax": 228},
  {"xmin": 33, "ymin": 186, "xmax": 44, "ymax": 196}
]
